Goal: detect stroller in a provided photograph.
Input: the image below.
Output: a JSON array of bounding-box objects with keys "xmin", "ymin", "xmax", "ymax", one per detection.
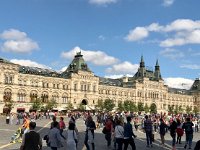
[{"xmin": 10, "ymin": 127, "xmax": 23, "ymax": 143}]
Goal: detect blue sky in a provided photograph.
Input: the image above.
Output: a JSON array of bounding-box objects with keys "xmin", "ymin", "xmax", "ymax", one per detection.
[{"xmin": 0, "ymin": 0, "xmax": 200, "ymax": 89}]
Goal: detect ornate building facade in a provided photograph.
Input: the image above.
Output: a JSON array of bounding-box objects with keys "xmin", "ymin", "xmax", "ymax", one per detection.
[{"xmin": 0, "ymin": 52, "xmax": 199, "ymax": 113}]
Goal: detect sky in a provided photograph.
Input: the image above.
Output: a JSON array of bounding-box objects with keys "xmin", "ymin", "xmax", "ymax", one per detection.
[{"xmin": 0, "ymin": 0, "xmax": 200, "ymax": 90}]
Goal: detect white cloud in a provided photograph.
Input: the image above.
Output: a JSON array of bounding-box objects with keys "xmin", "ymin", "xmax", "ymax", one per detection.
[
  {"xmin": 160, "ymin": 38, "xmax": 186, "ymax": 47},
  {"xmin": 105, "ymin": 74, "xmax": 133, "ymax": 79},
  {"xmin": 125, "ymin": 27, "xmax": 149, "ymax": 41},
  {"xmin": 164, "ymin": 19, "xmax": 200, "ymax": 32},
  {"xmin": 106, "ymin": 61, "xmax": 139, "ymax": 74},
  {"xmin": 0, "ymin": 29, "xmax": 39, "ymax": 53},
  {"xmin": 0, "ymin": 29, "xmax": 27, "ymax": 40},
  {"xmin": 160, "ymin": 48, "xmax": 184, "ymax": 60},
  {"xmin": 61, "ymin": 46, "xmax": 118, "ymax": 66},
  {"xmin": 163, "ymin": 0, "xmax": 175, "ymax": 7},
  {"xmin": 89, "ymin": 0, "xmax": 117, "ymax": 5},
  {"xmin": 10, "ymin": 59, "xmax": 50, "ymax": 69},
  {"xmin": 164, "ymin": 77, "xmax": 193, "ymax": 90},
  {"xmin": 180, "ymin": 64, "xmax": 200, "ymax": 70},
  {"xmin": 160, "ymin": 29, "xmax": 200, "ymax": 47},
  {"xmin": 125, "ymin": 19, "xmax": 200, "ymax": 47}
]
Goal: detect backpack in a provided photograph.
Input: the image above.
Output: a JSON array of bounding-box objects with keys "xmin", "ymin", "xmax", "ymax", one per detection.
[{"xmin": 184, "ymin": 122, "xmax": 193, "ymax": 134}]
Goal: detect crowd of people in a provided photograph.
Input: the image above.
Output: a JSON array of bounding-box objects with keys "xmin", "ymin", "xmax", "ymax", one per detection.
[
  {"xmin": 98, "ymin": 112, "xmax": 200, "ymax": 150},
  {"xmin": 3, "ymin": 111, "xmax": 200, "ymax": 150}
]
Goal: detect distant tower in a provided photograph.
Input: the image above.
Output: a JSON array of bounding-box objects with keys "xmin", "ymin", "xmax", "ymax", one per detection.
[
  {"xmin": 139, "ymin": 55, "xmax": 146, "ymax": 77},
  {"xmin": 154, "ymin": 59, "xmax": 161, "ymax": 80}
]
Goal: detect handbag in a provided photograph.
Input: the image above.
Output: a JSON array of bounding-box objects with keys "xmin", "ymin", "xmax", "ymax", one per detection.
[
  {"xmin": 102, "ymin": 127, "xmax": 107, "ymax": 134},
  {"xmin": 43, "ymin": 135, "xmax": 50, "ymax": 147}
]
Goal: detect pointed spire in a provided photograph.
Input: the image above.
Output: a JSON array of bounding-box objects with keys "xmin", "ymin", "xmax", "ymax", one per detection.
[
  {"xmin": 155, "ymin": 59, "xmax": 160, "ymax": 71},
  {"xmin": 140, "ymin": 55, "xmax": 145, "ymax": 68},
  {"xmin": 156, "ymin": 59, "xmax": 159, "ymax": 66},
  {"xmin": 141, "ymin": 55, "xmax": 144, "ymax": 63}
]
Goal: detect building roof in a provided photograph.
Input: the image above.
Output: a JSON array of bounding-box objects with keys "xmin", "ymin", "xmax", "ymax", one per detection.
[
  {"xmin": 19, "ymin": 66, "xmax": 61, "ymax": 77},
  {"xmin": 61, "ymin": 52, "xmax": 92, "ymax": 78},
  {"xmin": 99, "ymin": 77, "xmax": 123, "ymax": 87},
  {"xmin": 168, "ymin": 87, "xmax": 191, "ymax": 95},
  {"xmin": 0, "ymin": 57, "xmax": 16, "ymax": 65},
  {"xmin": 190, "ymin": 78, "xmax": 200, "ymax": 91}
]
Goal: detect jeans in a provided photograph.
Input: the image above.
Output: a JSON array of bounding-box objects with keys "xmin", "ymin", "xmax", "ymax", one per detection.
[
  {"xmin": 84, "ymin": 132, "xmax": 95, "ymax": 150},
  {"xmin": 51, "ymin": 147, "xmax": 57, "ymax": 150},
  {"xmin": 177, "ymin": 135, "xmax": 182, "ymax": 144},
  {"xmin": 124, "ymin": 138, "xmax": 136, "ymax": 150},
  {"xmin": 185, "ymin": 133, "xmax": 193, "ymax": 148},
  {"xmin": 105, "ymin": 132, "xmax": 112, "ymax": 147},
  {"xmin": 171, "ymin": 133, "xmax": 176, "ymax": 146},
  {"xmin": 145, "ymin": 130, "xmax": 152, "ymax": 146},
  {"xmin": 116, "ymin": 138, "xmax": 123, "ymax": 150}
]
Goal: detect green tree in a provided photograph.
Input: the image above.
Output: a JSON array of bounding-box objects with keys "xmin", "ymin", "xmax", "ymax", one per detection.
[
  {"xmin": 186, "ymin": 106, "xmax": 192, "ymax": 114},
  {"xmin": 174, "ymin": 105, "xmax": 179, "ymax": 115},
  {"xmin": 124, "ymin": 100, "xmax": 131, "ymax": 112},
  {"xmin": 168, "ymin": 105, "xmax": 174, "ymax": 114},
  {"xmin": 5, "ymin": 100, "xmax": 14, "ymax": 113},
  {"xmin": 104, "ymin": 99, "xmax": 115, "ymax": 112},
  {"xmin": 138, "ymin": 102, "xmax": 144, "ymax": 112},
  {"xmin": 129, "ymin": 101, "xmax": 138, "ymax": 112},
  {"xmin": 150, "ymin": 103, "xmax": 157, "ymax": 114},
  {"xmin": 78, "ymin": 103, "xmax": 85, "ymax": 111},
  {"xmin": 45, "ymin": 99, "xmax": 57, "ymax": 111},
  {"xmin": 178, "ymin": 105, "xmax": 183, "ymax": 113},
  {"xmin": 31, "ymin": 98, "xmax": 42, "ymax": 111},
  {"xmin": 117, "ymin": 101, "xmax": 124, "ymax": 112},
  {"xmin": 144, "ymin": 103, "xmax": 149, "ymax": 113},
  {"xmin": 96, "ymin": 99, "xmax": 104, "ymax": 111},
  {"xmin": 66, "ymin": 101, "xmax": 74, "ymax": 110},
  {"xmin": 193, "ymin": 106, "xmax": 199, "ymax": 115}
]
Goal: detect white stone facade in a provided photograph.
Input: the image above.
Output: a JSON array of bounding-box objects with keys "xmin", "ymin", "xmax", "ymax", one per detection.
[{"xmin": 0, "ymin": 54, "xmax": 198, "ymax": 114}]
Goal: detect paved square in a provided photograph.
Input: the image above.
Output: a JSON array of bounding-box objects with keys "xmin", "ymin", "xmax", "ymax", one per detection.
[{"xmin": 0, "ymin": 116, "xmax": 199, "ymax": 150}]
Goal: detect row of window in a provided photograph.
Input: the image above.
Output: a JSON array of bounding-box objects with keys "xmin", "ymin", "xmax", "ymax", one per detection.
[{"xmin": 74, "ymin": 84, "xmax": 96, "ymax": 92}]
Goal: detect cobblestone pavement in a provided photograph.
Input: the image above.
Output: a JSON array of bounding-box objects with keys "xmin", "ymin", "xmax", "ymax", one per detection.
[{"xmin": 0, "ymin": 116, "xmax": 199, "ymax": 150}]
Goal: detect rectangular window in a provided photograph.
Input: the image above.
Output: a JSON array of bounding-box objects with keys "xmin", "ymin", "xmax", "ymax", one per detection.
[
  {"xmin": 84, "ymin": 85, "xmax": 87, "ymax": 91},
  {"xmin": 74, "ymin": 84, "xmax": 77, "ymax": 91},
  {"xmin": 93, "ymin": 85, "xmax": 96, "ymax": 92}
]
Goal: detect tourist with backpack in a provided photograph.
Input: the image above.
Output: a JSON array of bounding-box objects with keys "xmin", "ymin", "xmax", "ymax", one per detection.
[{"xmin": 182, "ymin": 117, "xmax": 194, "ymax": 149}]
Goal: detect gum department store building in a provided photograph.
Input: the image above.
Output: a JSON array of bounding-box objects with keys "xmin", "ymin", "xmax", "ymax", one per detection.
[{"xmin": 0, "ymin": 52, "xmax": 199, "ymax": 113}]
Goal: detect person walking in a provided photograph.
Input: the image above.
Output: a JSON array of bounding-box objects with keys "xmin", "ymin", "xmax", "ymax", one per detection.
[
  {"xmin": 22, "ymin": 116, "xmax": 30, "ymax": 134},
  {"xmin": 65, "ymin": 122, "xmax": 78, "ymax": 150},
  {"xmin": 123, "ymin": 116, "xmax": 137, "ymax": 150},
  {"xmin": 20, "ymin": 121, "xmax": 42, "ymax": 150},
  {"xmin": 84, "ymin": 115, "xmax": 96, "ymax": 150},
  {"xmin": 182, "ymin": 117, "xmax": 194, "ymax": 149},
  {"xmin": 169, "ymin": 120, "xmax": 177, "ymax": 150},
  {"xmin": 104, "ymin": 116, "xmax": 113, "ymax": 148},
  {"xmin": 159, "ymin": 118, "xmax": 168, "ymax": 147},
  {"xmin": 114, "ymin": 119, "xmax": 124, "ymax": 150},
  {"xmin": 176, "ymin": 119, "xmax": 183, "ymax": 144},
  {"xmin": 48, "ymin": 121, "xmax": 63, "ymax": 150},
  {"xmin": 144, "ymin": 115, "xmax": 153, "ymax": 148}
]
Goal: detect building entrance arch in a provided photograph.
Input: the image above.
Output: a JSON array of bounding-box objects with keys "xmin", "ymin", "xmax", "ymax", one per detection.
[{"xmin": 81, "ymin": 99, "xmax": 88, "ymax": 105}]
